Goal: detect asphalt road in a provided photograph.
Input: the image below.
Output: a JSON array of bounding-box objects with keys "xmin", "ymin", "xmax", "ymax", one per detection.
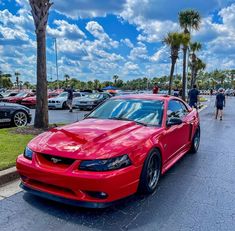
[{"xmin": 1, "ymin": 96, "xmax": 235, "ymax": 231}]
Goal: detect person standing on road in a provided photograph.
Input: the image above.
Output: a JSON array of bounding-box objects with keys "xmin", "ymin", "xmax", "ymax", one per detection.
[
  {"xmin": 215, "ymin": 88, "xmax": 225, "ymax": 120},
  {"xmin": 188, "ymin": 84, "xmax": 200, "ymax": 109},
  {"xmin": 153, "ymin": 83, "xmax": 159, "ymax": 94},
  {"xmin": 65, "ymin": 85, "xmax": 73, "ymax": 113}
]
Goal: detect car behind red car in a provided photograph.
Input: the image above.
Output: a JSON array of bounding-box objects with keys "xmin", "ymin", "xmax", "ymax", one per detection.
[
  {"xmin": 21, "ymin": 92, "xmax": 59, "ymax": 108},
  {"xmin": 2, "ymin": 91, "xmax": 35, "ymax": 104},
  {"xmin": 17, "ymin": 95, "xmax": 200, "ymax": 208}
]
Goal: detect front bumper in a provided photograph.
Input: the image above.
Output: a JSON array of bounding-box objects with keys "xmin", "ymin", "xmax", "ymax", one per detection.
[
  {"xmin": 16, "ymin": 154, "xmax": 141, "ymax": 207},
  {"xmin": 48, "ymin": 103, "xmax": 62, "ymax": 109},
  {"xmin": 20, "ymin": 183, "xmax": 122, "ymax": 208}
]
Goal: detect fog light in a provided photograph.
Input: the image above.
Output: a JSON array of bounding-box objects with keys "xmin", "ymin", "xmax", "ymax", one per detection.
[{"xmin": 85, "ymin": 191, "xmax": 108, "ymax": 199}]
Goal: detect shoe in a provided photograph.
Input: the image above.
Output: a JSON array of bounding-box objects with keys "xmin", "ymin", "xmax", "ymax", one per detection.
[
  {"xmin": 69, "ymin": 109, "xmax": 73, "ymax": 112},
  {"xmin": 220, "ymin": 116, "xmax": 222, "ymax": 120}
]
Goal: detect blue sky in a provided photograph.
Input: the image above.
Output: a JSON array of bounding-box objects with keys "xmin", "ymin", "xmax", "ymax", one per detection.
[{"xmin": 0, "ymin": 0, "xmax": 235, "ymax": 83}]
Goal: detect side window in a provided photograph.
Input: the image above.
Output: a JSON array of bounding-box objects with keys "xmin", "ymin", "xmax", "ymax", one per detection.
[
  {"xmin": 167, "ymin": 100, "xmax": 185, "ymax": 119},
  {"xmin": 179, "ymin": 102, "xmax": 189, "ymax": 115}
]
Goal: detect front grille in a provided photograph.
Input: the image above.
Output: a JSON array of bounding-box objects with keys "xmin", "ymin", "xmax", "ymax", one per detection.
[
  {"xmin": 43, "ymin": 154, "xmax": 75, "ymax": 165},
  {"xmin": 36, "ymin": 153, "xmax": 76, "ymax": 169}
]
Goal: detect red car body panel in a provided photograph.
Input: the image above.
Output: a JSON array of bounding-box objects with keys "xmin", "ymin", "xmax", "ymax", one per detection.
[
  {"xmin": 21, "ymin": 92, "xmax": 59, "ymax": 107},
  {"xmin": 3, "ymin": 92, "xmax": 35, "ymax": 104},
  {"xmin": 16, "ymin": 95, "xmax": 200, "ymax": 207}
]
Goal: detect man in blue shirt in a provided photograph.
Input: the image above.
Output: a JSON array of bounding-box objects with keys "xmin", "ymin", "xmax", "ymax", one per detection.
[
  {"xmin": 188, "ymin": 84, "xmax": 200, "ymax": 109},
  {"xmin": 65, "ymin": 85, "xmax": 74, "ymax": 112},
  {"xmin": 215, "ymin": 88, "xmax": 226, "ymax": 120}
]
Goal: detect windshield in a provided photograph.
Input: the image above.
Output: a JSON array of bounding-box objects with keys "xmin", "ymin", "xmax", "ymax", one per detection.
[
  {"xmin": 87, "ymin": 93, "xmax": 102, "ymax": 99},
  {"xmin": 58, "ymin": 92, "xmax": 68, "ymax": 97},
  {"xmin": 87, "ymin": 99, "xmax": 164, "ymax": 126},
  {"xmin": 15, "ymin": 92, "xmax": 28, "ymax": 97}
]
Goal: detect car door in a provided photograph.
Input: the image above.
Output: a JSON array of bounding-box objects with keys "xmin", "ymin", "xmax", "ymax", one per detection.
[{"xmin": 163, "ymin": 100, "xmax": 191, "ymax": 161}]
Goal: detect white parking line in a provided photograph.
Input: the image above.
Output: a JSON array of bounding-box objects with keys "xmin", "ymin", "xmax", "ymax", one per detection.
[{"xmin": 0, "ymin": 179, "xmax": 22, "ymax": 200}]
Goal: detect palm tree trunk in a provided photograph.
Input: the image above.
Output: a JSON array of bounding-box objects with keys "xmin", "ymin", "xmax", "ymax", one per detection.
[
  {"xmin": 182, "ymin": 46, "xmax": 187, "ymax": 101},
  {"xmin": 34, "ymin": 30, "xmax": 48, "ymax": 129},
  {"xmin": 168, "ymin": 60, "xmax": 176, "ymax": 95}
]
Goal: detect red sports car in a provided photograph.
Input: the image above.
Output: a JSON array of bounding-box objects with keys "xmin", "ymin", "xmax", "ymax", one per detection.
[
  {"xmin": 21, "ymin": 92, "xmax": 59, "ymax": 108},
  {"xmin": 16, "ymin": 95, "xmax": 200, "ymax": 208},
  {"xmin": 2, "ymin": 91, "xmax": 35, "ymax": 104}
]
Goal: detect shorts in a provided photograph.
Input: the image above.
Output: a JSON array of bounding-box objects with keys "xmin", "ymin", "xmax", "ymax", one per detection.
[
  {"xmin": 189, "ymin": 101, "xmax": 197, "ymax": 109},
  {"xmin": 216, "ymin": 105, "xmax": 223, "ymax": 110},
  {"xmin": 66, "ymin": 99, "xmax": 72, "ymax": 106}
]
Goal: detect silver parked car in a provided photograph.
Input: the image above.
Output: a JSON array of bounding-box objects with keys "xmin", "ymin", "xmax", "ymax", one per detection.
[{"xmin": 74, "ymin": 92, "xmax": 112, "ymax": 110}]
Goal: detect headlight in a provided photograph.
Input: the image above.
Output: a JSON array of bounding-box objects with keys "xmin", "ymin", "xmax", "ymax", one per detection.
[
  {"xmin": 24, "ymin": 147, "xmax": 33, "ymax": 160},
  {"xmin": 79, "ymin": 154, "xmax": 131, "ymax": 171}
]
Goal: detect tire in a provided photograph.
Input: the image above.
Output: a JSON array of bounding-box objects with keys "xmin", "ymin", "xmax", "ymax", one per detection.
[
  {"xmin": 62, "ymin": 102, "xmax": 67, "ymax": 110},
  {"xmin": 138, "ymin": 149, "xmax": 162, "ymax": 194},
  {"xmin": 12, "ymin": 110, "xmax": 28, "ymax": 127},
  {"xmin": 190, "ymin": 127, "xmax": 200, "ymax": 154}
]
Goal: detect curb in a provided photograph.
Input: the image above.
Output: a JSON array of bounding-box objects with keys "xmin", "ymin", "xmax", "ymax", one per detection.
[{"xmin": 0, "ymin": 167, "xmax": 19, "ymax": 186}]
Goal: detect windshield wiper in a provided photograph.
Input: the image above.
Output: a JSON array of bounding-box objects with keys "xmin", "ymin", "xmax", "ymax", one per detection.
[{"xmin": 108, "ymin": 117, "xmax": 148, "ymax": 127}]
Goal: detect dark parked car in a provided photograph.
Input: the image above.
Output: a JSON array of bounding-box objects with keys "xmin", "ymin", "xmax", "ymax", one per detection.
[
  {"xmin": 74, "ymin": 92, "xmax": 112, "ymax": 110},
  {"xmin": 0, "ymin": 102, "xmax": 32, "ymax": 127}
]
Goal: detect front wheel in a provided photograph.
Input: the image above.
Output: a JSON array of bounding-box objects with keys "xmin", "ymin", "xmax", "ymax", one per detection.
[
  {"xmin": 138, "ymin": 149, "xmax": 161, "ymax": 194},
  {"xmin": 12, "ymin": 111, "xmax": 28, "ymax": 127},
  {"xmin": 190, "ymin": 128, "xmax": 200, "ymax": 154}
]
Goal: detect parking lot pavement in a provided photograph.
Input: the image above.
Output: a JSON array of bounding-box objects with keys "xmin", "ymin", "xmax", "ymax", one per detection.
[
  {"xmin": 0, "ymin": 97, "xmax": 235, "ymax": 231},
  {"xmin": 30, "ymin": 109, "xmax": 88, "ymax": 125}
]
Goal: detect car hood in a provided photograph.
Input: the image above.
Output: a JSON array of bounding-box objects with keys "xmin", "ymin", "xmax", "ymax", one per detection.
[
  {"xmin": 28, "ymin": 119, "xmax": 161, "ymax": 160},
  {"xmin": 0, "ymin": 102, "xmax": 30, "ymax": 111},
  {"xmin": 3, "ymin": 96, "xmax": 22, "ymax": 101},
  {"xmin": 48, "ymin": 96, "xmax": 66, "ymax": 102},
  {"xmin": 22, "ymin": 96, "xmax": 36, "ymax": 101},
  {"xmin": 75, "ymin": 97, "xmax": 99, "ymax": 102}
]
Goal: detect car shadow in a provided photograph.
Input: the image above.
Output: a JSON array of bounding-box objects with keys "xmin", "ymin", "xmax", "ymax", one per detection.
[{"xmin": 22, "ymin": 152, "xmax": 200, "ymax": 231}]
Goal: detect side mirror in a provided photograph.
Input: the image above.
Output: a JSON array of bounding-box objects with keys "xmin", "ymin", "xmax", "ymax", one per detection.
[{"xmin": 167, "ymin": 117, "xmax": 183, "ymax": 127}]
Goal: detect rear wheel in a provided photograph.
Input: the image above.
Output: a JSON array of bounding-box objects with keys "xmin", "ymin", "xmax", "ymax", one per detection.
[
  {"xmin": 12, "ymin": 111, "xmax": 28, "ymax": 127},
  {"xmin": 190, "ymin": 128, "xmax": 200, "ymax": 154},
  {"xmin": 138, "ymin": 149, "xmax": 161, "ymax": 194}
]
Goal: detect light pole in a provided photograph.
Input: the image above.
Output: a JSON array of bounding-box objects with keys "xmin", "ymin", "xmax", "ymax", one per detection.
[{"xmin": 53, "ymin": 38, "xmax": 59, "ymax": 89}]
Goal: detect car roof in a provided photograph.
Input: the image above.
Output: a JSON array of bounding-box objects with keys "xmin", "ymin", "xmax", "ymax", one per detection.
[{"xmin": 112, "ymin": 94, "xmax": 180, "ymax": 101}]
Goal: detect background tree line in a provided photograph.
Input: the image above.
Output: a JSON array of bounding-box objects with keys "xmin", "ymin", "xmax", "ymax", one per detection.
[{"xmin": 1, "ymin": 70, "xmax": 234, "ymax": 91}]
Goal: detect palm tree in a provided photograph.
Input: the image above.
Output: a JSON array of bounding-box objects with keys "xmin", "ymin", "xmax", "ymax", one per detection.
[
  {"xmin": 179, "ymin": 9, "xmax": 201, "ymax": 100},
  {"xmin": 163, "ymin": 32, "xmax": 189, "ymax": 95},
  {"xmin": 189, "ymin": 42, "xmax": 202, "ymax": 88},
  {"xmin": 29, "ymin": 0, "xmax": 53, "ymax": 129},
  {"xmin": 15, "ymin": 72, "xmax": 20, "ymax": 89},
  {"xmin": 113, "ymin": 75, "xmax": 119, "ymax": 85},
  {"xmin": 64, "ymin": 74, "xmax": 70, "ymax": 86},
  {"xmin": 193, "ymin": 58, "xmax": 206, "ymax": 85}
]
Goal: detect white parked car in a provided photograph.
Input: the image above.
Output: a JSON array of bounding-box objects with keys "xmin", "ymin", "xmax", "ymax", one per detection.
[{"xmin": 48, "ymin": 92, "xmax": 86, "ymax": 109}]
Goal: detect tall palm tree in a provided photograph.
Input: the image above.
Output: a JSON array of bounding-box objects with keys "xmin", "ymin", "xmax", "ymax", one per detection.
[
  {"xmin": 163, "ymin": 32, "xmax": 189, "ymax": 95},
  {"xmin": 29, "ymin": 0, "xmax": 53, "ymax": 129},
  {"xmin": 179, "ymin": 10, "xmax": 201, "ymax": 100},
  {"xmin": 189, "ymin": 42, "xmax": 202, "ymax": 88}
]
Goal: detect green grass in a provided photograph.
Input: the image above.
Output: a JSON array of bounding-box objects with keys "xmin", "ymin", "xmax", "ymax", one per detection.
[{"xmin": 0, "ymin": 128, "xmax": 35, "ymax": 170}]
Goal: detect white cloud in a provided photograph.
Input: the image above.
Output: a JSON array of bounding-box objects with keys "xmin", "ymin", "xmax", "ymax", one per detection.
[
  {"xmin": 121, "ymin": 38, "xmax": 134, "ymax": 48},
  {"xmin": 129, "ymin": 42, "xmax": 149, "ymax": 61},
  {"xmin": 85, "ymin": 21, "xmax": 119, "ymax": 48},
  {"xmin": 47, "ymin": 20, "xmax": 86, "ymax": 40}
]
